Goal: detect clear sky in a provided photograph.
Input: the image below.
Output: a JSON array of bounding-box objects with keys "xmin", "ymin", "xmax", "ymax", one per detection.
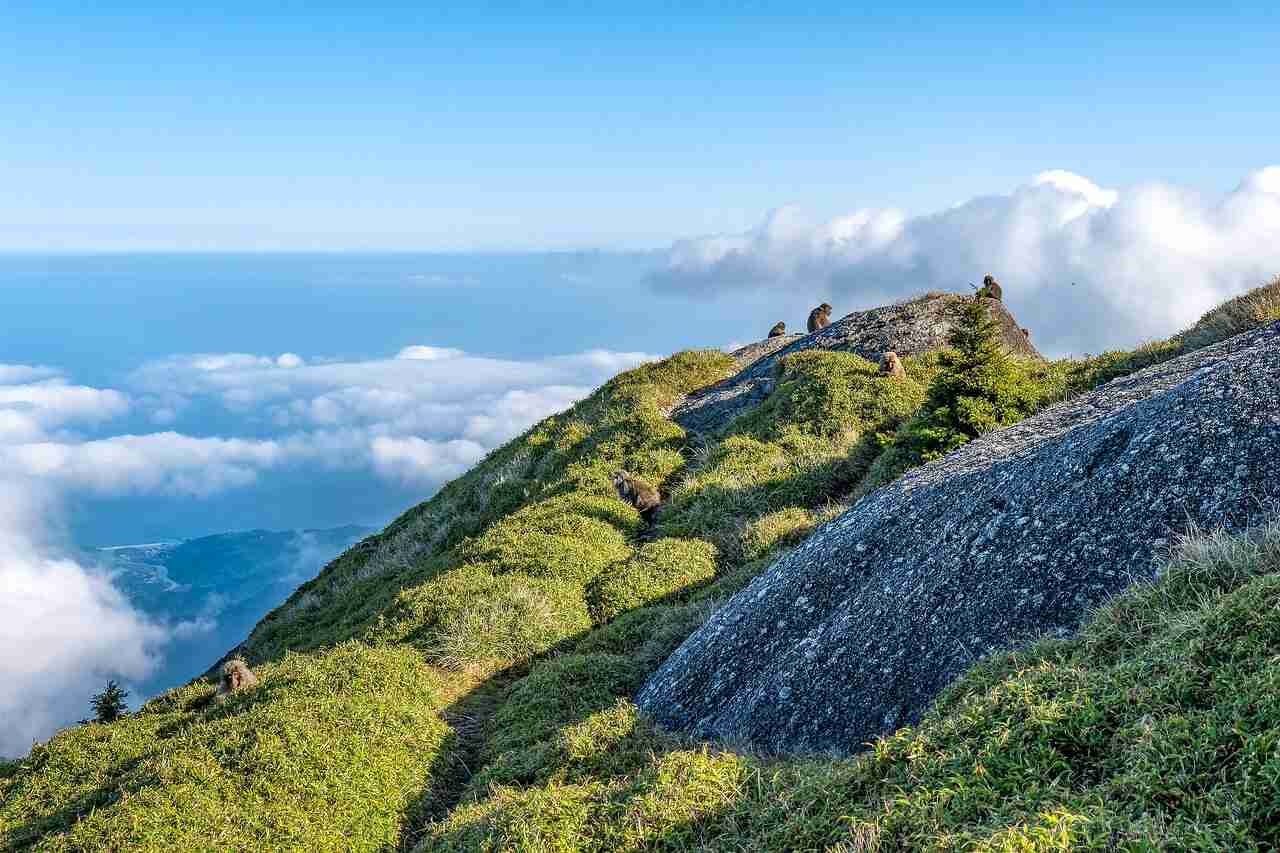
[{"xmin": 3, "ymin": 1, "xmax": 1279, "ymax": 249}]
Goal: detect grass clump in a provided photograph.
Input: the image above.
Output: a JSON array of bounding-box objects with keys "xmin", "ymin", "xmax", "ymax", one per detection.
[
  {"xmin": 460, "ymin": 494, "xmax": 636, "ymax": 585},
  {"xmin": 586, "ymin": 538, "xmax": 718, "ymax": 622},
  {"xmin": 421, "ymin": 521, "xmax": 1280, "ymax": 851},
  {"xmin": 1176, "ymin": 275, "xmax": 1280, "ymax": 351},
  {"xmin": 371, "ymin": 564, "xmax": 593, "ymax": 670},
  {"xmin": 1, "ymin": 643, "xmax": 450, "ymax": 852},
  {"xmin": 659, "ymin": 350, "xmax": 929, "ymax": 562}
]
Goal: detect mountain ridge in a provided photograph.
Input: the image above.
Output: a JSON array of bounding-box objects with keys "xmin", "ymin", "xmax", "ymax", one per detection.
[{"xmin": 5, "ymin": 280, "xmax": 1280, "ymax": 852}]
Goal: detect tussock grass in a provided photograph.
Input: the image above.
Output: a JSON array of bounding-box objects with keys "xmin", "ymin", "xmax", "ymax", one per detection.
[
  {"xmin": 420, "ymin": 522, "xmax": 1280, "ymax": 851},
  {"xmin": 0, "ymin": 643, "xmax": 450, "ymax": 852},
  {"xmin": 1176, "ymin": 275, "xmax": 1280, "ymax": 351},
  {"xmin": 586, "ymin": 538, "xmax": 718, "ymax": 622}
]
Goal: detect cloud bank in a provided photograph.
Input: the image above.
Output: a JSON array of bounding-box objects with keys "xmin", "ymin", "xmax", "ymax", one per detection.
[
  {"xmin": 0, "ymin": 346, "xmax": 655, "ymax": 754},
  {"xmin": 650, "ymin": 168, "xmax": 1280, "ymax": 355}
]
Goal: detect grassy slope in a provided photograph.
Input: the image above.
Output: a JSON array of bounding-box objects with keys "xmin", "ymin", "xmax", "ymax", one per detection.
[{"xmin": 3, "ymin": 279, "xmax": 1277, "ymax": 851}]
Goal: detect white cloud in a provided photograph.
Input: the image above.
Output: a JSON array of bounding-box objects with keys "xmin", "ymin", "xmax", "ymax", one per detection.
[
  {"xmin": 0, "ymin": 364, "xmax": 61, "ymax": 385},
  {"xmin": 0, "ymin": 343, "xmax": 655, "ymax": 752},
  {"xmin": 0, "ymin": 481, "xmax": 167, "ymax": 757},
  {"xmin": 395, "ymin": 345, "xmax": 465, "ymax": 361},
  {"xmin": 127, "ymin": 346, "xmax": 657, "ymax": 481},
  {"xmin": 370, "ymin": 436, "xmax": 487, "ymax": 485},
  {"xmin": 3, "ymin": 433, "xmax": 286, "ymax": 497},
  {"xmin": 650, "ymin": 168, "xmax": 1280, "ymax": 355},
  {"xmin": 0, "ymin": 379, "xmax": 130, "ymax": 428}
]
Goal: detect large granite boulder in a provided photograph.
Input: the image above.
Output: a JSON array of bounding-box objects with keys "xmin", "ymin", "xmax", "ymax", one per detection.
[{"xmin": 638, "ymin": 321, "xmax": 1280, "ymax": 755}]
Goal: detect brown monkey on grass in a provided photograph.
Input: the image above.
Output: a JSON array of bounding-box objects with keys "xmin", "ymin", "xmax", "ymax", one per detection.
[
  {"xmin": 879, "ymin": 351, "xmax": 906, "ymax": 379},
  {"xmin": 767, "ymin": 321, "xmax": 786, "ymax": 338},
  {"xmin": 807, "ymin": 303, "xmax": 833, "ymax": 333},
  {"xmin": 214, "ymin": 658, "xmax": 259, "ymax": 704},
  {"xmin": 611, "ymin": 470, "xmax": 661, "ymax": 521}
]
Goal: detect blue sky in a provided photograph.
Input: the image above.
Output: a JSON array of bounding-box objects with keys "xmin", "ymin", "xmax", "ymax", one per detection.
[{"xmin": 4, "ymin": 1, "xmax": 1279, "ymax": 248}]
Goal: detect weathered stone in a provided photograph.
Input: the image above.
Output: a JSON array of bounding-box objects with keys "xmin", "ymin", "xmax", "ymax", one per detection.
[
  {"xmin": 673, "ymin": 293, "xmax": 1040, "ymax": 434},
  {"xmin": 638, "ymin": 321, "xmax": 1280, "ymax": 755}
]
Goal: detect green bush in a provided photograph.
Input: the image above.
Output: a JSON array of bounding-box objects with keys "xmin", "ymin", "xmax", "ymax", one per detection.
[
  {"xmin": 897, "ymin": 297, "xmax": 1042, "ymax": 464},
  {"xmin": 461, "ymin": 495, "xmax": 636, "ymax": 585},
  {"xmin": 586, "ymin": 538, "xmax": 718, "ymax": 622},
  {"xmin": 484, "ymin": 654, "xmax": 648, "ymax": 763}
]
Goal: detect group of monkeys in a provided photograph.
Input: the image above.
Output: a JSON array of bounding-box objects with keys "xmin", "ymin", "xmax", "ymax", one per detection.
[
  {"xmin": 766, "ymin": 301, "xmax": 834, "ymax": 339},
  {"xmin": 768, "ymin": 275, "xmax": 1008, "ymax": 341},
  {"xmin": 758, "ymin": 275, "xmax": 1026, "ymax": 377},
  {"xmin": 762, "ymin": 300, "xmax": 906, "ymax": 379}
]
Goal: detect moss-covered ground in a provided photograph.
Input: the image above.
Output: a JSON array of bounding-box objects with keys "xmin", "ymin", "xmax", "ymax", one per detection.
[{"xmin": 3, "ymin": 279, "xmax": 1277, "ymax": 851}]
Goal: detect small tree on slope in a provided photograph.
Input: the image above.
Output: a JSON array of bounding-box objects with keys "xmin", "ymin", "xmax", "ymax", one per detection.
[
  {"xmin": 89, "ymin": 680, "xmax": 129, "ymax": 724},
  {"xmin": 904, "ymin": 298, "xmax": 1039, "ymax": 462}
]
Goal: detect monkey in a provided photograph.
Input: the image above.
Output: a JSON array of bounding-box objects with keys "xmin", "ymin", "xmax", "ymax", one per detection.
[
  {"xmin": 976, "ymin": 274, "xmax": 1003, "ymax": 301},
  {"xmin": 214, "ymin": 658, "xmax": 259, "ymax": 704},
  {"xmin": 767, "ymin": 321, "xmax": 786, "ymax": 338},
  {"xmin": 807, "ymin": 303, "xmax": 833, "ymax": 333},
  {"xmin": 879, "ymin": 351, "xmax": 906, "ymax": 379},
  {"xmin": 1021, "ymin": 327, "xmax": 1030, "ymax": 338},
  {"xmin": 611, "ymin": 470, "xmax": 661, "ymax": 521}
]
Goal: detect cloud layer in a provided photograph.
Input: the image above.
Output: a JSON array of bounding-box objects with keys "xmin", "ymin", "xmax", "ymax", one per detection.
[
  {"xmin": 0, "ymin": 345, "xmax": 655, "ymax": 754},
  {"xmin": 651, "ymin": 168, "xmax": 1280, "ymax": 355}
]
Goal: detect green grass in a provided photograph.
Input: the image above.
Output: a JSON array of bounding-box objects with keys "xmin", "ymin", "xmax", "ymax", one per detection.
[
  {"xmin": 420, "ymin": 522, "xmax": 1280, "ymax": 852},
  {"xmin": 658, "ymin": 350, "xmax": 934, "ymax": 562},
  {"xmin": 0, "ymin": 643, "xmax": 451, "ymax": 852},
  {"xmin": 6, "ymin": 285, "xmax": 1280, "ymax": 851},
  {"xmin": 586, "ymin": 538, "xmax": 718, "ymax": 622}
]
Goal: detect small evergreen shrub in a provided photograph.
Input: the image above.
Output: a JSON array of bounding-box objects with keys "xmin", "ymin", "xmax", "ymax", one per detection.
[
  {"xmin": 897, "ymin": 297, "xmax": 1041, "ymax": 464},
  {"xmin": 88, "ymin": 681, "xmax": 129, "ymax": 724}
]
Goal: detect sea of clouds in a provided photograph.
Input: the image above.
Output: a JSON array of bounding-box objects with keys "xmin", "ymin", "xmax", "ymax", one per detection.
[
  {"xmin": 0, "ymin": 345, "xmax": 653, "ymax": 755},
  {"xmin": 651, "ymin": 168, "xmax": 1280, "ymax": 356}
]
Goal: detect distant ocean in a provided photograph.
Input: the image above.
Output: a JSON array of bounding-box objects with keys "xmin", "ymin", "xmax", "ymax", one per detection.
[
  {"xmin": 0, "ymin": 251, "xmax": 797, "ymax": 382},
  {"xmin": 95, "ymin": 526, "xmax": 373, "ymax": 701}
]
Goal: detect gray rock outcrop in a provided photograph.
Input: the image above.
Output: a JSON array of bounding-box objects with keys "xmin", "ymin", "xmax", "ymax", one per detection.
[
  {"xmin": 675, "ymin": 293, "xmax": 1040, "ymax": 434},
  {"xmin": 638, "ymin": 321, "xmax": 1280, "ymax": 755}
]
